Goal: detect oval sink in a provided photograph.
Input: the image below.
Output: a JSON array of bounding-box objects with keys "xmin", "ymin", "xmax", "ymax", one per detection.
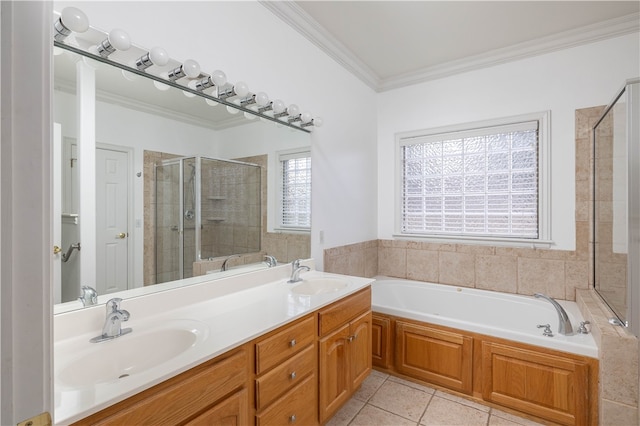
[
  {"xmin": 56, "ymin": 321, "xmax": 207, "ymax": 388},
  {"xmin": 291, "ymin": 278, "xmax": 349, "ymax": 295}
]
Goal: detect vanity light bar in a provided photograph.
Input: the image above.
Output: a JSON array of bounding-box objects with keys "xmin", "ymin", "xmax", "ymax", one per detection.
[{"xmin": 52, "ymin": 8, "xmax": 322, "ymax": 132}]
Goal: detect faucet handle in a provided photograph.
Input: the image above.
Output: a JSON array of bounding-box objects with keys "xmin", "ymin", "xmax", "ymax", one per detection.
[
  {"xmin": 105, "ymin": 298, "xmax": 123, "ymax": 313},
  {"xmin": 537, "ymin": 324, "xmax": 553, "ymax": 337},
  {"xmin": 292, "ymin": 259, "xmax": 301, "ymax": 269},
  {"xmin": 577, "ymin": 321, "xmax": 590, "ymax": 334}
]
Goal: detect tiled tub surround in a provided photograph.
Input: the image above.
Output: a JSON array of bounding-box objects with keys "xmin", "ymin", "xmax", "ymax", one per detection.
[
  {"xmin": 54, "ymin": 262, "xmax": 373, "ymax": 424},
  {"xmin": 323, "ymin": 106, "xmax": 639, "ymax": 424}
]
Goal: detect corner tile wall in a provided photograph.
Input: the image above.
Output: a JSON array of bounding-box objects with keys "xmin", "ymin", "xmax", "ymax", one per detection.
[{"xmin": 324, "ymin": 106, "xmax": 639, "ymax": 423}]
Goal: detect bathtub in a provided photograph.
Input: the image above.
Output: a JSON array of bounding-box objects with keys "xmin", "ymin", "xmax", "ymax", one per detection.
[{"xmin": 372, "ymin": 276, "xmax": 598, "ymax": 358}]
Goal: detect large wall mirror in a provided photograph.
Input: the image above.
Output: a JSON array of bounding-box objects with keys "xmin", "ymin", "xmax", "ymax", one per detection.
[
  {"xmin": 593, "ymin": 78, "xmax": 639, "ymax": 335},
  {"xmin": 53, "ymin": 42, "xmax": 312, "ymax": 311}
]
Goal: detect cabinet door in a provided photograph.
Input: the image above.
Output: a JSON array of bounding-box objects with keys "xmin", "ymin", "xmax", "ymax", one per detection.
[
  {"xmin": 395, "ymin": 320, "xmax": 473, "ymax": 394},
  {"xmin": 318, "ymin": 322, "xmax": 351, "ymax": 423},
  {"xmin": 372, "ymin": 314, "xmax": 391, "ymax": 369},
  {"xmin": 482, "ymin": 342, "xmax": 590, "ymax": 426},
  {"xmin": 184, "ymin": 388, "xmax": 248, "ymax": 426},
  {"xmin": 350, "ymin": 311, "xmax": 372, "ymax": 390}
]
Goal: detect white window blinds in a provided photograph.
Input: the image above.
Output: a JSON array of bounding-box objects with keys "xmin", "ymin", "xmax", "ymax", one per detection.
[
  {"xmin": 400, "ymin": 120, "xmax": 539, "ymax": 239},
  {"xmin": 280, "ymin": 151, "xmax": 311, "ymax": 229}
]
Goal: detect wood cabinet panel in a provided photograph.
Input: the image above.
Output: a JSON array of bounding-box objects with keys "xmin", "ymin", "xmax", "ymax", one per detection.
[
  {"xmin": 255, "ymin": 315, "xmax": 315, "ymax": 374},
  {"xmin": 318, "ymin": 287, "xmax": 371, "ymax": 336},
  {"xmin": 74, "ymin": 348, "xmax": 249, "ymax": 426},
  {"xmin": 395, "ymin": 320, "xmax": 473, "ymax": 394},
  {"xmin": 319, "ymin": 322, "xmax": 351, "ymax": 422},
  {"xmin": 482, "ymin": 342, "xmax": 590, "ymax": 426},
  {"xmin": 350, "ymin": 311, "xmax": 372, "ymax": 390},
  {"xmin": 184, "ymin": 388, "xmax": 248, "ymax": 426},
  {"xmin": 372, "ymin": 314, "xmax": 391, "ymax": 369},
  {"xmin": 256, "ymin": 374, "xmax": 317, "ymax": 426},
  {"xmin": 255, "ymin": 344, "xmax": 315, "ymax": 411}
]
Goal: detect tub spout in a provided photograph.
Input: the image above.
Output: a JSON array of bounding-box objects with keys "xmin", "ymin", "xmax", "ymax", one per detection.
[{"xmin": 534, "ymin": 293, "xmax": 573, "ymax": 335}]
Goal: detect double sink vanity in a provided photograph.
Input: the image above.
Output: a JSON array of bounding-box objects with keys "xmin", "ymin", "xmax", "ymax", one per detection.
[{"xmin": 54, "ymin": 260, "xmax": 373, "ymax": 425}]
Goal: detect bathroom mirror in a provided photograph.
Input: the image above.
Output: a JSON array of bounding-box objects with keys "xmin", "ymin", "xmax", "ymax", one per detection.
[
  {"xmin": 53, "ymin": 47, "xmax": 311, "ymax": 311},
  {"xmin": 593, "ymin": 78, "xmax": 640, "ymax": 335}
]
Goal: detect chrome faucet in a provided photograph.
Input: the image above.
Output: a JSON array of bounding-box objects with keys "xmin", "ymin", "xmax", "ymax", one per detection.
[
  {"xmin": 264, "ymin": 255, "xmax": 277, "ymax": 268},
  {"xmin": 90, "ymin": 298, "xmax": 132, "ymax": 343},
  {"xmin": 78, "ymin": 285, "xmax": 98, "ymax": 307},
  {"xmin": 288, "ymin": 259, "xmax": 310, "ymax": 283},
  {"xmin": 221, "ymin": 254, "xmax": 241, "ymax": 271},
  {"xmin": 534, "ymin": 293, "xmax": 573, "ymax": 335}
]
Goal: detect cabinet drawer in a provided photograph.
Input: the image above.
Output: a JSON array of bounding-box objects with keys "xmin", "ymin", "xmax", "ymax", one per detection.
[
  {"xmin": 318, "ymin": 287, "xmax": 371, "ymax": 337},
  {"xmin": 80, "ymin": 349, "xmax": 247, "ymax": 425},
  {"xmin": 256, "ymin": 315, "xmax": 315, "ymax": 374},
  {"xmin": 256, "ymin": 344, "xmax": 316, "ymax": 410},
  {"xmin": 257, "ymin": 374, "xmax": 317, "ymax": 426}
]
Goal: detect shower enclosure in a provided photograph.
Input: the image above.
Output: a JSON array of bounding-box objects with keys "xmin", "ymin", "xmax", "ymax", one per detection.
[{"xmin": 155, "ymin": 156, "xmax": 261, "ymax": 284}]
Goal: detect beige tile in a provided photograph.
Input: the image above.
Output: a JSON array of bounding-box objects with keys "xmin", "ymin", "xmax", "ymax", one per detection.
[
  {"xmin": 420, "ymin": 395, "xmax": 489, "ymax": 426},
  {"xmin": 364, "ymin": 246, "xmax": 379, "ymax": 278},
  {"xmin": 600, "ymin": 333, "xmax": 639, "ymax": 406},
  {"xmin": 475, "ymin": 255, "xmax": 517, "ymax": 293},
  {"xmin": 325, "ymin": 397, "xmax": 365, "ymax": 426},
  {"xmin": 353, "ymin": 371, "xmax": 388, "ymax": 402},
  {"xmin": 350, "ymin": 404, "xmax": 416, "ymax": 426},
  {"xmin": 599, "ymin": 398, "xmax": 639, "ymax": 426},
  {"xmin": 490, "ymin": 408, "xmax": 544, "ymax": 426},
  {"xmin": 378, "ymin": 246, "xmax": 407, "ymax": 278},
  {"xmin": 438, "ymin": 251, "xmax": 475, "ymax": 287},
  {"xmin": 387, "ymin": 375, "xmax": 436, "ymax": 394},
  {"xmin": 406, "ymin": 249, "xmax": 439, "ymax": 282},
  {"xmin": 434, "ymin": 390, "xmax": 489, "ymax": 412},
  {"xmin": 369, "ymin": 380, "xmax": 432, "ymax": 422},
  {"xmin": 517, "ymin": 257, "xmax": 565, "ymax": 298}
]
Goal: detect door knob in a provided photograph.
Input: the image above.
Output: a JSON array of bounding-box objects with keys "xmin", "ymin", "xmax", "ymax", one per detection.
[
  {"xmin": 116, "ymin": 232, "xmax": 126, "ymax": 239},
  {"xmin": 53, "ymin": 245, "xmax": 62, "ymax": 255}
]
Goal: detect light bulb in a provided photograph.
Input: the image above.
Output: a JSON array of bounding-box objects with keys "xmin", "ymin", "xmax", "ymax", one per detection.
[
  {"xmin": 205, "ymin": 98, "xmax": 219, "ymax": 107},
  {"xmin": 149, "ymin": 47, "xmax": 169, "ymax": 67},
  {"xmin": 272, "ymin": 99, "xmax": 286, "ymax": 114},
  {"xmin": 109, "ymin": 29, "xmax": 130, "ymax": 51},
  {"xmin": 211, "ymin": 70, "xmax": 227, "ymax": 86},
  {"xmin": 60, "ymin": 7, "xmax": 89, "ymax": 33},
  {"xmin": 255, "ymin": 92, "xmax": 270, "ymax": 107},
  {"xmin": 153, "ymin": 72, "xmax": 171, "ymax": 91},
  {"xmin": 287, "ymin": 104, "xmax": 300, "ymax": 117},
  {"xmin": 244, "ymin": 109, "xmax": 258, "ymax": 120},
  {"xmin": 183, "ymin": 80, "xmax": 198, "ymax": 98},
  {"xmin": 234, "ymin": 81, "xmax": 250, "ymax": 98},
  {"xmin": 183, "ymin": 59, "xmax": 201, "ymax": 78},
  {"xmin": 300, "ymin": 111, "xmax": 313, "ymax": 124},
  {"xmin": 121, "ymin": 70, "xmax": 139, "ymax": 81},
  {"xmin": 313, "ymin": 117, "xmax": 324, "ymax": 127}
]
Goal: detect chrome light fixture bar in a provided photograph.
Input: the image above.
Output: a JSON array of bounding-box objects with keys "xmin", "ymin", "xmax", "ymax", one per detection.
[{"xmin": 52, "ymin": 8, "xmax": 322, "ymax": 132}]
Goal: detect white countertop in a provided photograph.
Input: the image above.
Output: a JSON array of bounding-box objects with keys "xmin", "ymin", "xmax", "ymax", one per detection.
[{"xmin": 53, "ymin": 265, "xmax": 374, "ymax": 425}]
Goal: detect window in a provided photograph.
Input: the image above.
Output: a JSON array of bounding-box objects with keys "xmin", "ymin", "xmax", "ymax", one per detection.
[
  {"xmin": 396, "ymin": 112, "xmax": 550, "ymax": 244},
  {"xmin": 278, "ymin": 150, "xmax": 311, "ymax": 230}
]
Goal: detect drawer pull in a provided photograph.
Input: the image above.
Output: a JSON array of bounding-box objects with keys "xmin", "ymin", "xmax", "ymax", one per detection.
[
  {"xmin": 289, "ymin": 414, "xmax": 297, "ymax": 423},
  {"xmin": 289, "ymin": 371, "xmax": 296, "ymax": 380},
  {"xmin": 289, "ymin": 339, "xmax": 296, "ymax": 347},
  {"xmin": 347, "ymin": 335, "xmax": 355, "ymax": 342}
]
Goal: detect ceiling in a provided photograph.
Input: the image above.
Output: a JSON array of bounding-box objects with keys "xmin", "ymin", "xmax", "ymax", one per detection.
[{"xmin": 264, "ymin": 1, "xmax": 640, "ymax": 92}]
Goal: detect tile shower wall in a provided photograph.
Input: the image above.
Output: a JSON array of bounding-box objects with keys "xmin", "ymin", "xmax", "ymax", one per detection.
[{"xmin": 324, "ymin": 106, "xmax": 639, "ymax": 425}]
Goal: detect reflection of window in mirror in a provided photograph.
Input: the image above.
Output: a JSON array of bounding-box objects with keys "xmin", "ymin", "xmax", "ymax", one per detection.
[{"xmin": 277, "ymin": 149, "xmax": 311, "ymax": 232}]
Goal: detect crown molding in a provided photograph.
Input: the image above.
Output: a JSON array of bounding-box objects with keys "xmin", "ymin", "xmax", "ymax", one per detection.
[{"xmin": 262, "ymin": 2, "xmax": 639, "ymax": 93}]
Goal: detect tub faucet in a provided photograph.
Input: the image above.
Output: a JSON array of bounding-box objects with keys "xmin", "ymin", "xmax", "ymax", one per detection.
[
  {"xmin": 90, "ymin": 298, "xmax": 132, "ymax": 343},
  {"xmin": 221, "ymin": 254, "xmax": 241, "ymax": 271},
  {"xmin": 288, "ymin": 259, "xmax": 310, "ymax": 283},
  {"xmin": 264, "ymin": 255, "xmax": 277, "ymax": 268},
  {"xmin": 534, "ymin": 293, "xmax": 573, "ymax": 335}
]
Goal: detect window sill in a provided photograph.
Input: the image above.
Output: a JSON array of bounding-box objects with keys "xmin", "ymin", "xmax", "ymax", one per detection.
[
  {"xmin": 273, "ymin": 227, "xmax": 311, "ymax": 235},
  {"xmin": 392, "ymin": 233, "xmax": 554, "ymax": 249}
]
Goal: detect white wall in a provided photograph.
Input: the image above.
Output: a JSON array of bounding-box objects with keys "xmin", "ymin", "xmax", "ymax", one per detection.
[
  {"xmin": 377, "ymin": 33, "xmax": 640, "ymax": 251},
  {"xmin": 54, "ymin": 1, "xmax": 379, "ymax": 269}
]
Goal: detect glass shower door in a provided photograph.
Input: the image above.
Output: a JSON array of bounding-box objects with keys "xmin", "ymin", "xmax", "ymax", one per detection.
[{"xmin": 155, "ymin": 160, "xmax": 181, "ymax": 284}]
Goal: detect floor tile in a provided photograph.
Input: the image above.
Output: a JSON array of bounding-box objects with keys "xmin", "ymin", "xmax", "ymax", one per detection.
[
  {"xmin": 387, "ymin": 375, "xmax": 437, "ymax": 394},
  {"xmin": 434, "ymin": 390, "xmax": 490, "ymax": 412},
  {"xmin": 368, "ymin": 380, "xmax": 432, "ymax": 422},
  {"xmin": 353, "ymin": 371, "xmax": 388, "ymax": 402},
  {"xmin": 350, "ymin": 404, "xmax": 417, "ymax": 426},
  {"xmin": 325, "ymin": 397, "xmax": 366, "ymax": 426},
  {"xmin": 420, "ymin": 395, "xmax": 489, "ymax": 426},
  {"xmin": 490, "ymin": 408, "xmax": 545, "ymax": 426}
]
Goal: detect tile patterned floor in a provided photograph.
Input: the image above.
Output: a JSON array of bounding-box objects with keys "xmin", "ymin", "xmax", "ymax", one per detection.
[{"xmin": 326, "ymin": 370, "xmax": 546, "ymax": 426}]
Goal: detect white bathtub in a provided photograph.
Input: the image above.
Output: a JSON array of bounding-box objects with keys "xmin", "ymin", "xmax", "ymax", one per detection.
[{"xmin": 372, "ymin": 276, "xmax": 598, "ymax": 358}]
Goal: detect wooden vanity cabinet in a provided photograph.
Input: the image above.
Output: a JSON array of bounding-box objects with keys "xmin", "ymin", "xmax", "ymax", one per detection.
[
  {"xmin": 255, "ymin": 314, "xmax": 318, "ymax": 426},
  {"xmin": 318, "ymin": 288, "xmax": 372, "ymax": 423},
  {"xmin": 372, "ymin": 314, "xmax": 391, "ymax": 369},
  {"xmin": 71, "ymin": 344, "xmax": 251, "ymax": 426}
]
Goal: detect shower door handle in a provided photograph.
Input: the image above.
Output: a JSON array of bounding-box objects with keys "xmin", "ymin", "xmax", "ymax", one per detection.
[{"xmin": 116, "ymin": 232, "xmax": 127, "ymax": 239}]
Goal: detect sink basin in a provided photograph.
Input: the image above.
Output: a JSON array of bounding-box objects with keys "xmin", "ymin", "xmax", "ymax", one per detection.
[
  {"xmin": 291, "ymin": 278, "xmax": 349, "ymax": 295},
  {"xmin": 56, "ymin": 320, "xmax": 208, "ymax": 388}
]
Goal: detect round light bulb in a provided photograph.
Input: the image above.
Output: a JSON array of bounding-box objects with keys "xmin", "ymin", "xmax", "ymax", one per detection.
[
  {"xmin": 255, "ymin": 92, "xmax": 270, "ymax": 107},
  {"xmin": 313, "ymin": 117, "xmax": 324, "ymax": 127},
  {"xmin": 211, "ymin": 70, "xmax": 227, "ymax": 86},
  {"xmin": 108, "ymin": 28, "xmax": 130, "ymax": 51},
  {"xmin": 205, "ymin": 98, "xmax": 219, "ymax": 107},
  {"xmin": 153, "ymin": 72, "xmax": 171, "ymax": 91},
  {"xmin": 287, "ymin": 104, "xmax": 300, "ymax": 117},
  {"xmin": 183, "ymin": 59, "xmax": 201, "ymax": 78},
  {"xmin": 61, "ymin": 7, "xmax": 89, "ymax": 33},
  {"xmin": 272, "ymin": 99, "xmax": 286, "ymax": 114},
  {"xmin": 227, "ymin": 105, "xmax": 240, "ymax": 114},
  {"xmin": 149, "ymin": 47, "xmax": 169, "ymax": 67},
  {"xmin": 234, "ymin": 81, "xmax": 250, "ymax": 98},
  {"xmin": 244, "ymin": 110, "xmax": 257, "ymax": 120},
  {"xmin": 300, "ymin": 111, "xmax": 313, "ymax": 124},
  {"xmin": 121, "ymin": 70, "xmax": 139, "ymax": 81},
  {"xmin": 183, "ymin": 80, "xmax": 198, "ymax": 98}
]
